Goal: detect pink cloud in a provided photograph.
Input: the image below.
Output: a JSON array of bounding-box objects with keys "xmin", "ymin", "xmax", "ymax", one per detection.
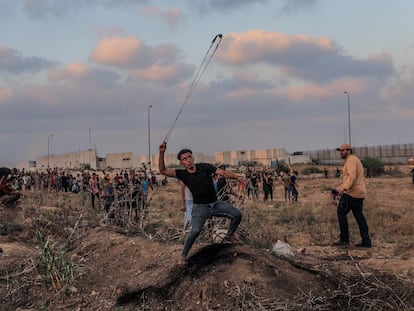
[
  {"xmin": 48, "ymin": 63, "xmax": 90, "ymax": 81},
  {"xmin": 0, "ymin": 88, "xmax": 13, "ymax": 102},
  {"xmin": 286, "ymin": 78, "xmax": 370, "ymax": 102},
  {"xmin": 216, "ymin": 30, "xmax": 336, "ymax": 65},
  {"xmin": 136, "ymin": 63, "xmax": 176, "ymax": 81},
  {"xmin": 90, "ymin": 36, "xmax": 153, "ymax": 67}
]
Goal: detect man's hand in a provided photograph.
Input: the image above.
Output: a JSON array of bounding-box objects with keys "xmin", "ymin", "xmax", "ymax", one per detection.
[
  {"xmin": 159, "ymin": 142, "xmax": 167, "ymax": 153},
  {"xmin": 336, "ymin": 185, "xmax": 345, "ymax": 195}
]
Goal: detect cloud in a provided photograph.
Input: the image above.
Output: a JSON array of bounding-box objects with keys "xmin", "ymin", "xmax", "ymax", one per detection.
[
  {"xmin": 48, "ymin": 63, "xmax": 122, "ymax": 88},
  {"xmin": 90, "ymin": 35, "xmax": 194, "ymax": 85},
  {"xmin": 278, "ymin": 0, "xmax": 319, "ymax": 15},
  {"xmin": 90, "ymin": 36, "xmax": 151, "ymax": 67},
  {"xmin": 0, "ymin": 2, "xmax": 12, "ymax": 18},
  {"xmin": 210, "ymin": 72, "xmax": 273, "ymax": 91},
  {"xmin": 0, "ymin": 45, "xmax": 57, "ymax": 74},
  {"xmin": 192, "ymin": 0, "xmax": 267, "ymax": 13},
  {"xmin": 0, "ymin": 87, "xmax": 13, "ymax": 102},
  {"xmin": 131, "ymin": 62, "xmax": 194, "ymax": 86},
  {"xmin": 90, "ymin": 36, "xmax": 181, "ymax": 68},
  {"xmin": 381, "ymin": 65, "xmax": 414, "ymax": 109},
  {"xmin": 139, "ymin": 6, "xmax": 185, "ymax": 29},
  {"xmin": 285, "ymin": 78, "xmax": 374, "ymax": 102},
  {"xmin": 216, "ymin": 30, "xmax": 395, "ymax": 83},
  {"xmin": 20, "ymin": 0, "xmax": 149, "ymax": 19}
]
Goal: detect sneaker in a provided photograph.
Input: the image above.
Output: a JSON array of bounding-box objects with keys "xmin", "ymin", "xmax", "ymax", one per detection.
[
  {"xmin": 355, "ymin": 242, "xmax": 371, "ymax": 248},
  {"xmin": 332, "ymin": 240, "xmax": 349, "ymax": 246}
]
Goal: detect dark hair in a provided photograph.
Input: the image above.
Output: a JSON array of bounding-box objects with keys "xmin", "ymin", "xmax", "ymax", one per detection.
[{"xmin": 177, "ymin": 149, "xmax": 192, "ymax": 161}]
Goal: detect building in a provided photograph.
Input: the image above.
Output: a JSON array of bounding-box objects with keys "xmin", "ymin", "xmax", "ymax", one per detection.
[
  {"xmin": 215, "ymin": 148, "xmax": 289, "ymax": 167},
  {"xmin": 35, "ymin": 149, "xmax": 100, "ymax": 170}
]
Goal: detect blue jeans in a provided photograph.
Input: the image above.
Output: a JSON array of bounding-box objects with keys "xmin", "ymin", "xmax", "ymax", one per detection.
[
  {"xmin": 337, "ymin": 194, "xmax": 371, "ymax": 244},
  {"xmin": 182, "ymin": 201, "xmax": 242, "ymax": 257}
]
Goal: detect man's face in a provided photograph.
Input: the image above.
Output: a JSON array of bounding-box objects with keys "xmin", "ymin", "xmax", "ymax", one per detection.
[
  {"xmin": 179, "ymin": 152, "xmax": 194, "ymax": 169},
  {"xmin": 339, "ymin": 149, "xmax": 351, "ymax": 159}
]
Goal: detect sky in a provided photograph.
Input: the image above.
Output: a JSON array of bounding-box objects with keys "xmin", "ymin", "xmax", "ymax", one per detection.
[{"xmin": 1, "ymin": 0, "xmax": 414, "ymax": 165}]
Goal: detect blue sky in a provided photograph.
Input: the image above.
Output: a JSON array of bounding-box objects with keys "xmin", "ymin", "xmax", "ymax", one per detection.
[{"xmin": 1, "ymin": 0, "xmax": 414, "ymax": 165}]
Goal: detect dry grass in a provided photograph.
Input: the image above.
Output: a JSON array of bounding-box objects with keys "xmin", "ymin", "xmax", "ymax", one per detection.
[{"xmin": 1, "ymin": 170, "xmax": 414, "ymax": 310}]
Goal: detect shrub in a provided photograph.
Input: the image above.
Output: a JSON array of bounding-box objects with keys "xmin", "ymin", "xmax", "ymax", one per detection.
[
  {"xmin": 276, "ymin": 163, "xmax": 290, "ymax": 173},
  {"xmin": 362, "ymin": 157, "xmax": 385, "ymax": 177},
  {"xmin": 34, "ymin": 220, "xmax": 76, "ymax": 294},
  {"xmin": 302, "ymin": 166, "xmax": 323, "ymax": 175}
]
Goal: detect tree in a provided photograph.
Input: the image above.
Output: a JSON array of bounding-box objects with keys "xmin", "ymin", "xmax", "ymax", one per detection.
[{"xmin": 361, "ymin": 157, "xmax": 385, "ymax": 177}]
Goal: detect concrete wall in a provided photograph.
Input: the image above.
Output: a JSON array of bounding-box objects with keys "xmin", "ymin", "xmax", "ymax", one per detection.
[
  {"xmin": 106, "ymin": 152, "xmax": 138, "ymax": 169},
  {"xmin": 307, "ymin": 143, "xmax": 414, "ymax": 165},
  {"xmin": 35, "ymin": 149, "xmax": 98, "ymax": 170},
  {"xmin": 215, "ymin": 148, "xmax": 290, "ymax": 166}
]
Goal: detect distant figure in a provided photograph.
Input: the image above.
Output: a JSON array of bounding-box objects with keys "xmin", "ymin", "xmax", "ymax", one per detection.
[
  {"xmin": 332, "ymin": 144, "xmax": 371, "ymax": 248},
  {"xmin": 324, "ymin": 168, "xmax": 328, "ymax": 178},
  {"xmin": 289, "ymin": 171, "xmax": 299, "ymax": 202},
  {"xmin": 335, "ymin": 167, "xmax": 341, "ymax": 178},
  {"xmin": 366, "ymin": 167, "xmax": 372, "ymax": 178},
  {"xmin": 89, "ymin": 173, "xmax": 100, "ymax": 209},
  {"xmin": 101, "ymin": 179, "xmax": 115, "ymax": 216},
  {"xmin": 411, "ymin": 168, "xmax": 414, "ymax": 184},
  {"xmin": 262, "ymin": 172, "xmax": 273, "ymax": 201},
  {"xmin": 281, "ymin": 172, "xmax": 291, "ymax": 202},
  {"xmin": 249, "ymin": 173, "xmax": 259, "ymax": 201}
]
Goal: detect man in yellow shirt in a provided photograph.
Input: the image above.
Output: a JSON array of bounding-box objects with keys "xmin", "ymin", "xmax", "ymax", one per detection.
[{"xmin": 333, "ymin": 144, "xmax": 371, "ymax": 248}]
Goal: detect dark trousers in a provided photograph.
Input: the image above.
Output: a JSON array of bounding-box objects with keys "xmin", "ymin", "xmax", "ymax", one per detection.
[
  {"xmin": 91, "ymin": 192, "xmax": 100, "ymax": 209},
  {"xmin": 263, "ymin": 186, "xmax": 272, "ymax": 201},
  {"xmin": 337, "ymin": 193, "xmax": 370, "ymax": 243}
]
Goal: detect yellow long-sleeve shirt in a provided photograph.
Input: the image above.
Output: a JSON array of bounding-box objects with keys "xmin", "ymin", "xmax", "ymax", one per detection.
[{"xmin": 340, "ymin": 154, "xmax": 366, "ymax": 199}]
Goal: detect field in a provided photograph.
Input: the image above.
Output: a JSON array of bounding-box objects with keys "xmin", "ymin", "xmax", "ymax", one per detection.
[{"xmin": 1, "ymin": 166, "xmax": 414, "ymax": 310}]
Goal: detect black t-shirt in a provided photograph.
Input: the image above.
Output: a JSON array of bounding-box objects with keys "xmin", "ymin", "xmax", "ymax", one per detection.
[{"xmin": 176, "ymin": 163, "xmax": 217, "ymax": 204}]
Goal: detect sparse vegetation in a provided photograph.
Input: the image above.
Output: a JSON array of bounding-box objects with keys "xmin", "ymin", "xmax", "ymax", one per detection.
[
  {"xmin": 302, "ymin": 166, "xmax": 324, "ymax": 175},
  {"xmin": 34, "ymin": 220, "xmax": 76, "ymax": 294},
  {"xmin": 1, "ymin": 165, "xmax": 413, "ymax": 310}
]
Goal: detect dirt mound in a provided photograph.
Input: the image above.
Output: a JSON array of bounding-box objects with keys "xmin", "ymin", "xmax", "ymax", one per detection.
[
  {"xmin": 2, "ymin": 175, "xmax": 414, "ymax": 310},
  {"xmin": 58, "ymin": 228, "xmax": 326, "ymax": 310},
  {"xmin": 115, "ymin": 242, "xmax": 325, "ymax": 310},
  {"xmin": 3, "ymin": 225, "xmax": 412, "ymax": 310}
]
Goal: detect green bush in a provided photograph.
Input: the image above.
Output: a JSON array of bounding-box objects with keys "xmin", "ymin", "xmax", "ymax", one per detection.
[
  {"xmin": 302, "ymin": 166, "xmax": 323, "ymax": 175},
  {"xmin": 361, "ymin": 157, "xmax": 385, "ymax": 177},
  {"xmin": 277, "ymin": 163, "xmax": 290, "ymax": 173}
]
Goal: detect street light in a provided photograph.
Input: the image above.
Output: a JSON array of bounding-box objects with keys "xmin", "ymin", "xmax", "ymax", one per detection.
[
  {"xmin": 147, "ymin": 105, "xmax": 153, "ymax": 169},
  {"xmin": 47, "ymin": 134, "xmax": 54, "ymax": 169},
  {"xmin": 344, "ymin": 91, "xmax": 351, "ymax": 146}
]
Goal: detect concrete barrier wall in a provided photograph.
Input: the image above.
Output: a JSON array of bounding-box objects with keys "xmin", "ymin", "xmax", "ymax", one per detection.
[{"xmin": 307, "ymin": 143, "xmax": 414, "ymax": 165}]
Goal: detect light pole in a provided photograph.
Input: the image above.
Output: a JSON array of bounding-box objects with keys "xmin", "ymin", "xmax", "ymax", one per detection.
[
  {"xmin": 47, "ymin": 134, "xmax": 54, "ymax": 169},
  {"xmin": 147, "ymin": 105, "xmax": 153, "ymax": 169},
  {"xmin": 344, "ymin": 91, "xmax": 351, "ymax": 146}
]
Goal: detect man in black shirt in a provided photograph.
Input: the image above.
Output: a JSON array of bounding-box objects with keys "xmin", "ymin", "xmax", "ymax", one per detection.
[{"xmin": 159, "ymin": 142, "xmax": 242, "ymax": 265}]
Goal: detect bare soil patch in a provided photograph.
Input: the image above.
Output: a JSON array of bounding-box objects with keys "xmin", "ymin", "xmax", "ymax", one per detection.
[{"xmin": 1, "ymin": 172, "xmax": 413, "ymax": 310}]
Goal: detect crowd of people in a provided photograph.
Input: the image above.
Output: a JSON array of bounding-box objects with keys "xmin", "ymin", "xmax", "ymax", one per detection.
[{"xmin": 0, "ymin": 167, "xmax": 161, "ymax": 212}]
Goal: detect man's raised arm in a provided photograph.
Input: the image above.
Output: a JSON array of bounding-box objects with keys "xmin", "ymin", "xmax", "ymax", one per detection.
[{"xmin": 158, "ymin": 142, "xmax": 177, "ymax": 178}]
